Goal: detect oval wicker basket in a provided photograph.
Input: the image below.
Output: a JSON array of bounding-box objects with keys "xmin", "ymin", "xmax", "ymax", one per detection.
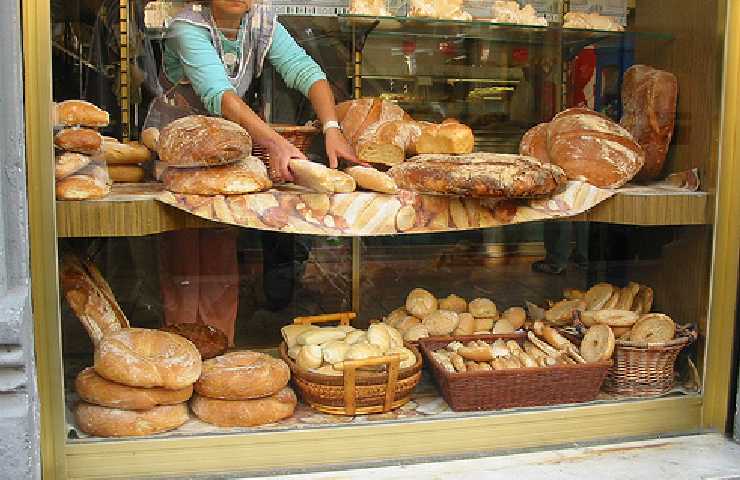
[
  {"xmin": 279, "ymin": 312, "xmax": 423, "ymax": 416},
  {"xmin": 603, "ymin": 334, "xmax": 695, "ymax": 396},
  {"xmin": 253, "ymin": 124, "xmax": 319, "ymax": 182}
]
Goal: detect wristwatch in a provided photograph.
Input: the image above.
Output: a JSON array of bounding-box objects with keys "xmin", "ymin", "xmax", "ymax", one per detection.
[{"xmin": 322, "ymin": 120, "xmax": 342, "ymax": 133}]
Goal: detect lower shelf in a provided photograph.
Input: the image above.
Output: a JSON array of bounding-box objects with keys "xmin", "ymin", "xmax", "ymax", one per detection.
[{"xmin": 55, "ymin": 183, "xmax": 712, "ymax": 238}]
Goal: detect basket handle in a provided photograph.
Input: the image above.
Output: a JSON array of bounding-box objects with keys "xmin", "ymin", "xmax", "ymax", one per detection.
[
  {"xmin": 293, "ymin": 312, "xmax": 356, "ymax": 326},
  {"xmin": 342, "ymin": 354, "xmax": 401, "ymax": 416}
]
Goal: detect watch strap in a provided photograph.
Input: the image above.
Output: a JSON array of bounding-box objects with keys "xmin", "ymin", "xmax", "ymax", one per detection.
[{"xmin": 322, "ymin": 120, "xmax": 341, "ymax": 133}]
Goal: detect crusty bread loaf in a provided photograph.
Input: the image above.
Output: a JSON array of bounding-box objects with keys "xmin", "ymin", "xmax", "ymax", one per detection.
[
  {"xmin": 159, "ymin": 115, "xmax": 252, "ymax": 167},
  {"xmin": 545, "ymin": 108, "xmax": 644, "ymax": 188},
  {"xmin": 161, "ymin": 323, "xmax": 229, "ymax": 360},
  {"xmin": 98, "ymin": 139, "xmax": 152, "ymax": 165},
  {"xmin": 54, "ymin": 100, "xmax": 110, "ymax": 127},
  {"xmin": 620, "ymin": 65, "xmax": 678, "ymax": 181},
  {"xmin": 55, "ymin": 164, "xmax": 111, "ymax": 200},
  {"xmin": 141, "ymin": 127, "xmax": 160, "ymax": 152},
  {"xmin": 410, "ymin": 120, "xmax": 475, "ymax": 155},
  {"xmin": 75, "ymin": 367, "xmax": 193, "ymax": 410},
  {"xmin": 55, "ymin": 153, "xmax": 91, "ymax": 180},
  {"xmin": 519, "ymin": 122, "xmax": 550, "ymax": 162},
  {"xmin": 337, "ymin": 98, "xmax": 409, "ymax": 144},
  {"xmin": 94, "ymin": 328, "xmax": 202, "ymax": 389},
  {"xmin": 75, "ymin": 402, "xmax": 189, "ymax": 437},
  {"xmin": 289, "ymin": 159, "xmax": 356, "ymax": 193},
  {"xmin": 389, "ymin": 153, "xmax": 566, "ymax": 197},
  {"xmin": 355, "ymin": 120, "xmax": 422, "ymax": 166},
  {"xmin": 108, "ymin": 165, "xmax": 146, "ymax": 183},
  {"xmin": 345, "ymin": 166, "xmax": 398, "ymax": 193},
  {"xmin": 190, "ymin": 387, "xmax": 297, "ymax": 427},
  {"xmin": 60, "ymin": 254, "xmax": 129, "ymax": 346},
  {"xmin": 54, "ymin": 128, "xmax": 102, "ymax": 154},
  {"xmin": 162, "ymin": 157, "xmax": 272, "ymax": 195},
  {"xmin": 194, "ymin": 351, "xmax": 290, "ymax": 400}
]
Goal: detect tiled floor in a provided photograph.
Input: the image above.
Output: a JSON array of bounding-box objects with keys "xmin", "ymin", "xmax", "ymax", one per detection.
[{"xmin": 255, "ymin": 434, "xmax": 740, "ymax": 480}]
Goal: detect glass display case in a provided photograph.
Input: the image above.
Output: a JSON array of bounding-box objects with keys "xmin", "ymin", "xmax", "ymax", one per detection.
[{"xmin": 21, "ymin": 0, "xmax": 740, "ymax": 478}]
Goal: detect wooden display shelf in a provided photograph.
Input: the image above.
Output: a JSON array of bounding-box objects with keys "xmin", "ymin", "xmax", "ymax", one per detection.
[{"xmin": 55, "ymin": 183, "xmax": 712, "ymax": 238}]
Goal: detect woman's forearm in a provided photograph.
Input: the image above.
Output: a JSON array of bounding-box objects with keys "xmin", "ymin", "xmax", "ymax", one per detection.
[
  {"xmin": 307, "ymin": 80, "xmax": 339, "ymax": 126},
  {"xmin": 220, "ymin": 91, "xmax": 279, "ymax": 148}
]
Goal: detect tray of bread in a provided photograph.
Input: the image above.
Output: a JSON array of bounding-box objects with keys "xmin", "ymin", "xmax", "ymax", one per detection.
[{"xmin": 279, "ymin": 312, "xmax": 422, "ymax": 415}]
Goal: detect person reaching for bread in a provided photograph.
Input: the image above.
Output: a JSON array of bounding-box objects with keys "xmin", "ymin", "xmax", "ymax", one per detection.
[{"xmin": 150, "ymin": 0, "xmax": 358, "ymax": 344}]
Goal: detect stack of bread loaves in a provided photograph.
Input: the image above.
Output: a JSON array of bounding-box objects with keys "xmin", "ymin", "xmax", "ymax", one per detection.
[
  {"xmin": 54, "ymin": 100, "xmax": 112, "ymax": 200},
  {"xmin": 190, "ymin": 351, "xmax": 297, "ymax": 427},
  {"xmin": 75, "ymin": 328, "xmax": 201, "ymax": 437},
  {"xmin": 382, "ymin": 289, "xmax": 528, "ymax": 342},
  {"xmin": 157, "ymin": 115, "xmax": 273, "ymax": 195}
]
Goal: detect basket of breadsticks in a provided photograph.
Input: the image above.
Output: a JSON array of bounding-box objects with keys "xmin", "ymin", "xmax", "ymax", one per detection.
[
  {"xmin": 555, "ymin": 282, "xmax": 698, "ymax": 396},
  {"xmin": 279, "ymin": 312, "xmax": 422, "ymax": 416},
  {"xmin": 418, "ymin": 320, "xmax": 612, "ymax": 411}
]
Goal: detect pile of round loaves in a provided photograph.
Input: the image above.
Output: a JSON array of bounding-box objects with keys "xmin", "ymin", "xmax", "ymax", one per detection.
[
  {"xmin": 282, "ymin": 323, "xmax": 416, "ymax": 375},
  {"xmin": 381, "ymin": 288, "xmax": 528, "ymax": 342}
]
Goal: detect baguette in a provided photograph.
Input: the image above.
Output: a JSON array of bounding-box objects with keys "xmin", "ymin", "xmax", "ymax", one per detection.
[
  {"xmin": 345, "ymin": 166, "xmax": 398, "ymax": 193},
  {"xmin": 98, "ymin": 139, "xmax": 152, "ymax": 165},
  {"xmin": 290, "ymin": 159, "xmax": 356, "ymax": 193}
]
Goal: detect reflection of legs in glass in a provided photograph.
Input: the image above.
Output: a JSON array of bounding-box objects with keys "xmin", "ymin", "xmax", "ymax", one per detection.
[
  {"xmin": 532, "ymin": 221, "xmax": 572, "ymax": 275},
  {"xmin": 158, "ymin": 228, "xmax": 239, "ymax": 346},
  {"xmin": 261, "ymin": 232, "xmax": 311, "ymax": 311}
]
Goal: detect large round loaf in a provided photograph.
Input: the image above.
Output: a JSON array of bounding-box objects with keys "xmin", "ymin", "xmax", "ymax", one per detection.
[
  {"xmin": 94, "ymin": 328, "xmax": 202, "ymax": 389},
  {"xmin": 75, "ymin": 367, "xmax": 193, "ymax": 410},
  {"xmin": 190, "ymin": 387, "xmax": 297, "ymax": 427},
  {"xmin": 546, "ymin": 108, "xmax": 644, "ymax": 188},
  {"xmin": 75, "ymin": 402, "xmax": 189, "ymax": 437},
  {"xmin": 194, "ymin": 351, "xmax": 290, "ymax": 400},
  {"xmin": 162, "ymin": 157, "xmax": 272, "ymax": 195},
  {"xmin": 158, "ymin": 115, "xmax": 252, "ymax": 167},
  {"xmin": 160, "ymin": 323, "xmax": 229, "ymax": 360}
]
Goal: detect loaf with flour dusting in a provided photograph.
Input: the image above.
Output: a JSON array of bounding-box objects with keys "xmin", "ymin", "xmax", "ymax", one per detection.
[
  {"xmin": 191, "ymin": 387, "xmax": 297, "ymax": 427},
  {"xmin": 162, "ymin": 157, "xmax": 272, "ymax": 195},
  {"xmin": 158, "ymin": 115, "xmax": 252, "ymax": 167}
]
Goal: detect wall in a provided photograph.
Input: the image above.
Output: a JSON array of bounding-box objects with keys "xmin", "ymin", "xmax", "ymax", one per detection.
[{"xmin": 0, "ymin": 0, "xmax": 41, "ymax": 478}]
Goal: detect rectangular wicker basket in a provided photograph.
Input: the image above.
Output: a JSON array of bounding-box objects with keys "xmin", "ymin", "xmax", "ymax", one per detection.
[{"xmin": 419, "ymin": 334, "xmax": 610, "ymax": 411}]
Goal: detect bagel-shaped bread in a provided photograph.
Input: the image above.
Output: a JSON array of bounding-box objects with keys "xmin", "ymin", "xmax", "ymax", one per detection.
[
  {"xmin": 94, "ymin": 328, "xmax": 201, "ymax": 389},
  {"xmin": 190, "ymin": 387, "xmax": 297, "ymax": 427},
  {"xmin": 75, "ymin": 367, "xmax": 193, "ymax": 410},
  {"xmin": 581, "ymin": 324, "xmax": 615, "ymax": 363},
  {"xmin": 630, "ymin": 313, "xmax": 676, "ymax": 343},
  {"xmin": 194, "ymin": 351, "xmax": 290, "ymax": 400},
  {"xmin": 75, "ymin": 402, "xmax": 189, "ymax": 437},
  {"xmin": 160, "ymin": 323, "xmax": 228, "ymax": 360}
]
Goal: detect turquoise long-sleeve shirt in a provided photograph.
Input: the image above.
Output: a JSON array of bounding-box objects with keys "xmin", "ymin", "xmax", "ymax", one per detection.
[{"xmin": 163, "ymin": 21, "xmax": 326, "ymax": 116}]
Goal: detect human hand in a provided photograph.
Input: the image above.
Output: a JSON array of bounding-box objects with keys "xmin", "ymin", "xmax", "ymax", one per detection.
[
  {"xmin": 266, "ymin": 134, "xmax": 306, "ymax": 182},
  {"xmin": 324, "ymin": 128, "xmax": 365, "ymax": 169}
]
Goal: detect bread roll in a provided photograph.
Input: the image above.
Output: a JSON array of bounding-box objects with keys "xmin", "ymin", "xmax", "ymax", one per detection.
[
  {"xmin": 502, "ymin": 307, "xmax": 526, "ymax": 330},
  {"xmin": 384, "ymin": 307, "xmax": 408, "ymax": 327},
  {"xmin": 345, "ymin": 166, "xmax": 398, "ymax": 193},
  {"xmin": 108, "ymin": 165, "xmax": 146, "ymax": 183},
  {"xmin": 469, "ymin": 298, "xmax": 498, "ymax": 318},
  {"xmin": 458, "ymin": 345, "xmax": 493, "ymax": 362},
  {"xmin": 141, "ymin": 127, "xmax": 160, "ymax": 152},
  {"xmin": 281, "ymin": 324, "xmax": 318, "ymax": 349},
  {"xmin": 191, "ymin": 387, "xmax": 297, "ymax": 427},
  {"xmin": 410, "ymin": 120, "xmax": 474, "ymax": 155},
  {"xmin": 162, "ymin": 157, "xmax": 272, "ymax": 195},
  {"xmin": 54, "ymin": 100, "xmax": 110, "ymax": 127},
  {"xmin": 344, "ymin": 330, "xmax": 367, "ymax": 345},
  {"xmin": 297, "ymin": 345, "xmax": 323, "ymax": 371},
  {"xmin": 439, "ymin": 294, "xmax": 467, "ymax": 313},
  {"xmin": 386, "ymin": 346, "xmax": 416, "ymax": 369},
  {"xmin": 196, "ymin": 351, "xmax": 290, "ymax": 399},
  {"xmin": 160, "ymin": 323, "xmax": 228, "ymax": 360},
  {"xmin": 379, "ymin": 323, "xmax": 404, "ymax": 348},
  {"xmin": 56, "ymin": 164, "xmax": 111, "ymax": 200},
  {"xmin": 405, "ymin": 288, "xmax": 438, "ymax": 318},
  {"xmin": 290, "ymin": 159, "xmax": 356, "ymax": 193},
  {"xmin": 98, "ymin": 139, "xmax": 152, "ymax": 165},
  {"xmin": 630, "ymin": 313, "xmax": 676, "ymax": 343},
  {"xmin": 76, "ymin": 367, "xmax": 192, "ymax": 411},
  {"xmin": 75, "ymin": 402, "xmax": 188, "ymax": 437},
  {"xmin": 545, "ymin": 299, "xmax": 587, "ymax": 325},
  {"xmin": 615, "ymin": 282, "xmax": 641, "ymax": 311},
  {"xmin": 345, "ymin": 342, "xmax": 383, "ymax": 361},
  {"xmin": 453, "ymin": 313, "xmax": 475, "ymax": 336},
  {"xmin": 584, "ymin": 283, "xmax": 615, "ymax": 310},
  {"xmin": 394, "ymin": 316, "xmax": 421, "ymax": 335},
  {"xmin": 403, "ymin": 324, "xmax": 429, "ymax": 341},
  {"xmin": 321, "ymin": 340, "xmax": 350, "ymax": 364},
  {"xmin": 593, "ymin": 310, "xmax": 639, "ymax": 327},
  {"xmin": 159, "ymin": 115, "xmax": 252, "ymax": 167},
  {"xmin": 94, "ymin": 328, "xmax": 202, "ymax": 389},
  {"xmin": 55, "ymin": 128, "xmax": 102, "ymax": 154},
  {"xmin": 580, "ymin": 325, "xmax": 615, "ymax": 363},
  {"xmin": 297, "ymin": 327, "xmax": 347, "ymax": 346},
  {"xmin": 423, "ymin": 310, "xmax": 460, "ymax": 336},
  {"xmin": 492, "ymin": 319, "xmax": 515, "ymax": 334},
  {"xmin": 474, "ymin": 317, "xmax": 495, "ymax": 332},
  {"xmin": 367, "ymin": 323, "xmax": 391, "ymax": 352},
  {"xmin": 55, "ymin": 153, "xmax": 91, "ymax": 180},
  {"xmin": 287, "ymin": 345, "xmax": 301, "ymax": 360}
]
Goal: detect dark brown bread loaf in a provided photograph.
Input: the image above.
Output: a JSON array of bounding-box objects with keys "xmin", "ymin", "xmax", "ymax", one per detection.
[
  {"xmin": 158, "ymin": 115, "xmax": 252, "ymax": 167},
  {"xmin": 161, "ymin": 323, "xmax": 229, "ymax": 360}
]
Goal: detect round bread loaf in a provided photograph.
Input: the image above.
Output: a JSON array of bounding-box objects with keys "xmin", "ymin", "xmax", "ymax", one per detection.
[
  {"xmin": 422, "ymin": 310, "xmax": 460, "ymax": 336},
  {"xmin": 438, "ymin": 294, "xmax": 467, "ymax": 313},
  {"xmin": 502, "ymin": 307, "xmax": 526, "ymax": 330},
  {"xmin": 162, "ymin": 157, "xmax": 272, "ymax": 195},
  {"xmin": 158, "ymin": 115, "xmax": 252, "ymax": 167},
  {"xmin": 519, "ymin": 122, "xmax": 550, "ymax": 162},
  {"xmin": 94, "ymin": 328, "xmax": 202, "ymax": 389},
  {"xmin": 76, "ymin": 367, "xmax": 192, "ymax": 410},
  {"xmin": 195, "ymin": 351, "xmax": 290, "ymax": 400},
  {"xmin": 75, "ymin": 402, "xmax": 189, "ymax": 437},
  {"xmin": 469, "ymin": 298, "xmax": 498, "ymax": 318},
  {"xmin": 453, "ymin": 313, "xmax": 475, "ymax": 336},
  {"xmin": 405, "ymin": 288, "xmax": 438, "ymax": 318},
  {"xmin": 160, "ymin": 323, "xmax": 228, "ymax": 360},
  {"xmin": 190, "ymin": 387, "xmax": 297, "ymax": 427},
  {"xmin": 630, "ymin": 313, "xmax": 676, "ymax": 343}
]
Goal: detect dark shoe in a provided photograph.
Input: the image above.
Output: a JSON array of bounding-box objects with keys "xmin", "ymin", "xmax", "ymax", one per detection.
[{"xmin": 531, "ymin": 260, "xmax": 566, "ymax": 275}]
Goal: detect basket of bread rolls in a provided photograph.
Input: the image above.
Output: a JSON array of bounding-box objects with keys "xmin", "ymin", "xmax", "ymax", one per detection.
[
  {"xmin": 279, "ymin": 312, "xmax": 422, "ymax": 416},
  {"xmin": 556, "ymin": 282, "xmax": 697, "ymax": 396},
  {"xmin": 419, "ymin": 319, "xmax": 612, "ymax": 411}
]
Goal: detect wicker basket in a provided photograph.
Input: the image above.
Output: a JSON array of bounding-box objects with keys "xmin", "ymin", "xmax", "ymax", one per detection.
[
  {"xmin": 253, "ymin": 124, "xmax": 319, "ymax": 181},
  {"xmin": 419, "ymin": 334, "xmax": 610, "ymax": 411},
  {"xmin": 279, "ymin": 312, "xmax": 423, "ymax": 416},
  {"xmin": 603, "ymin": 334, "xmax": 695, "ymax": 396}
]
